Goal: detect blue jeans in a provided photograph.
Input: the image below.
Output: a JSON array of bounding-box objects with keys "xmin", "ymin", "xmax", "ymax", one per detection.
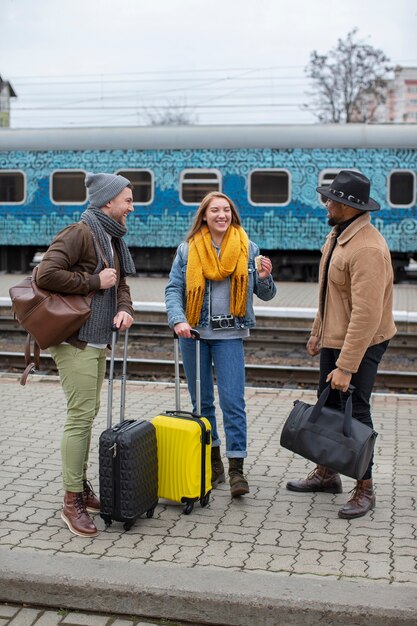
[
  {"xmin": 318, "ymin": 340, "xmax": 389, "ymax": 479},
  {"xmin": 179, "ymin": 337, "xmax": 247, "ymax": 458}
]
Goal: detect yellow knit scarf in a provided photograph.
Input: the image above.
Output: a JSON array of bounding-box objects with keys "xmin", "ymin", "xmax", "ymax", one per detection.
[{"xmin": 186, "ymin": 224, "xmax": 249, "ymax": 326}]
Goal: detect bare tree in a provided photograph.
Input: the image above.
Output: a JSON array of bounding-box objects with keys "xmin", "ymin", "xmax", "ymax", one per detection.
[
  {"xmin": 304, "ymin": 29, "xmax": 393, "ymax": 123},
  {"xmin": 143, "ymin": 101, "xmax": 197, "ymax": 126}
]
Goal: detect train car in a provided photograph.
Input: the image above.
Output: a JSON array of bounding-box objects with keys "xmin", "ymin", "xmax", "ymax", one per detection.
[{"xmin": 0, "ymin": 124, "xmax": 416, "ymax": 280}]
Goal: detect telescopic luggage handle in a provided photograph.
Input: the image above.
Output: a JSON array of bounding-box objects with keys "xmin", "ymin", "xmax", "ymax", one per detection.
[
  {"xmin": 107, "ymin": 325, "xmax": 129, "ymax": 429},
  {"xmin": 173, "ymin": 329, "xmax": 201, "ymax": 415}
]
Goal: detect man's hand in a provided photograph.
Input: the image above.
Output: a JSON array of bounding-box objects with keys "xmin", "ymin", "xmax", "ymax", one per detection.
[
  {"xmin": 99, "ymin": 267, "xmax": 117, "ymax": 289},
  {"xmin": 326, "ymin": 368, "xmax": 352, "ymax": 393},
  {"xmin": 113, "ymin": 311, "xmax": 134, "ymax": 330},
  {"xmin": 306, "ymin": 335, "xmax": 320, "ymax": 356},
  {"xmin": 174, "ymin": 322, "xmax": 193, "ymax": 338}
]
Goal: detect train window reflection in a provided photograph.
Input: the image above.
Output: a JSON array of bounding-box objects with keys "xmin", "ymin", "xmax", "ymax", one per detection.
[
  {"xmin": 388, "ymin": 171, "xmax": 415, "ymax": 207},
  {"xmin": 0, "ymin": 170, "xmax": 25, "ymax": 204},
  {"xmin": 51, "ymin": 170, "xmax": 86, "ymax": 204},
  {"xmin": 181, "ymin": 170, "xmax": 221, "ymax": 204},
  {"xmin": 117, "ymin": 170, "xmax": 153, "ymax": 204},
  {"xmin": 249, "ymin": 170, "xmax": 290, "ymax": 205}
]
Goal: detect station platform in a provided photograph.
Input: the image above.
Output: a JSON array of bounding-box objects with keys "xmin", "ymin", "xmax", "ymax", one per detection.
[{"xmin": 0, "ymin": 375, "xmax": 416, "ymax": 625}]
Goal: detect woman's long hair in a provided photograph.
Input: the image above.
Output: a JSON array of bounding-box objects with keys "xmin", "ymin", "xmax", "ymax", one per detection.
[{"xmin": 185, "ymin": 191, "xmax": 242, "ymax": 242}]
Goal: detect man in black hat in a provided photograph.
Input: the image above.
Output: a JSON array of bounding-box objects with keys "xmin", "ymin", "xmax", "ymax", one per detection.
[{"xmin": 286, "ymin": 170, "xmax": 397, "ymax": 519}]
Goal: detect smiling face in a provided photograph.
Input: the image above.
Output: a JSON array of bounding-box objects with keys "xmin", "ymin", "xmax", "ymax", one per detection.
[
  {"xmin": 203, "ymin": 196, "xmax": 232, "ymax": 244},
  {"xmin": 102, "ymin": 186, "xmax": 134, "ymax": 226}
]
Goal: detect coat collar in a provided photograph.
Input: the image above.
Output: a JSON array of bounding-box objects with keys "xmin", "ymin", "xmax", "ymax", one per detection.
[{"xmin": 329, "ymin": 212, "xmax": 371, "ymax": 246}]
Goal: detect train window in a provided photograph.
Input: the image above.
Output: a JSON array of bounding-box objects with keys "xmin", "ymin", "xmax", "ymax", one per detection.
[
  {"xmin": 116, "ymin": 170, "xmax": 153, "ymax": 204},
  {"xmin": 318, "ymin": 169, "xmax": 340, "ymax": 204},
  {"xmin": 51, "ymin": 170, "xmax": 87, "ymax": 204},
  {"xmin": 388, "ymin": 171, "xmax": 416, "ymax": 207},
  {"xmin": 180, "ymin": 170, "xmax": 221, "ymax": 204},
  {"xmin": 0, "ymin": 170, "xmax": 25, "ymax": 204},
  {"xmin": 249, "ymin": 170, "xmax": 290, "ymax": 205}
]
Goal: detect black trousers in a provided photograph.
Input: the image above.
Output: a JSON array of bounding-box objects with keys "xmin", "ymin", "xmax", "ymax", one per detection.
[{"xmin": 318, "ymin": 340, "xmax": 389, "ymax": 480}]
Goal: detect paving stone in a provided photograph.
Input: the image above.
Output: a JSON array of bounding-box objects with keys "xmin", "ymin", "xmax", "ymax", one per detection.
[
  {"xmin": 35, "ymin": 610, "xmax": 69, "ymax": 625},
  {"xmin": 0, "ymin": 605, "xmax": 20, "ymax": 618},
  {"xmin": 62, "ymin": 612, "xmax": 109, "ymax": 625},
  {"xmin": 8, "ymin": 608, "xmax": 43, "ymax": 625}
]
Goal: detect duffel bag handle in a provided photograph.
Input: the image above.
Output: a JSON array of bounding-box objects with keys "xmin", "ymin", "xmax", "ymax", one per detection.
[{"xmin": 309, "ymin": 384, "xmax": 355, "ymax": 438}]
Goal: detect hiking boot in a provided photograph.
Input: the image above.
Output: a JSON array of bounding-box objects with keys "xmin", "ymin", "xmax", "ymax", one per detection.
[
  {"xmin": 211, "ymin": 446, "xmax": 225, "ymax": 488},
  {"xmin": 228, "ymin": 458, "xmax": 249, "ymax": 497},
  {"xmin": 338, "ymin": 479, "xmax": 375, "ymax": 519},
  {"xmin": 83, "ymin": 479, "xmax": 100, "ymax": 513},
  {"xmin": 286, "ymin": 465, "xmax": 343, "ymax": 493},
  {"xmin": 61, "ymin": 491, "xmax": 98, "ymax": 537}
]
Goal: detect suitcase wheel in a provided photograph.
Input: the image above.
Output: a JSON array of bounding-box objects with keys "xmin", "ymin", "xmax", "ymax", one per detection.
[
  {"xmin": 183, "ymin": 502, "xmax": 194, "ymax": 515},
  {"xmin": 123, "ymin": 521, "xmax": 133, "ymax": 531},
  {"xmin": 146, "ymin": 507, "xmax": 155, "ymax": 519},
  {"xmin": 200, "ymin": 493, "xmax": 210, "ymax": 508},
  {"xmin": 101, "ymin": 515, "xmax": 112, "ymax": 528}
]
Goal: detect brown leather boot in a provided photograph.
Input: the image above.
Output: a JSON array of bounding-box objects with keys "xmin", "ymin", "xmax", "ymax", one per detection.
[
  {"xmin": 286, "ymin": 465, "xmax": 343, "ymax": 493},
  {"xmin": 338, "ymin": 479, "xmax": 375, "ymax": 519},
  {"xmin": 83, "ymin": 479, "xmax": 100, "ymax": 513},
  {"xmin": 61, "ymin": 491, "xmax": 98, "ymax": 537},
  {"xmin": 229, "ymin": 458, "xmax": 249, "ymax": 497},
  {"xmin": 211, "ymin": 446, "xmax": 225, "ymax": 488}
]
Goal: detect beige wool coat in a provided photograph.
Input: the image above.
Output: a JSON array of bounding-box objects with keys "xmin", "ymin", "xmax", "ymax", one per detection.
[{"xmin": 311, "ymin": 212, "xmax": 397, "ymax": 373}]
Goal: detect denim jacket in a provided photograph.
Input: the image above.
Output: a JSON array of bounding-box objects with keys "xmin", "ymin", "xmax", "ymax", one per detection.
[{"xmin": 165, "ymin": 240, "xmax": 277, "ymax": 329}]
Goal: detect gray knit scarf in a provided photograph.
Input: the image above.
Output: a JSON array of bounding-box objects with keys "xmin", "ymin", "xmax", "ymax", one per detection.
[{"xmin": 78, "ymin": 207, "xmax": 136, "ymax": 344}]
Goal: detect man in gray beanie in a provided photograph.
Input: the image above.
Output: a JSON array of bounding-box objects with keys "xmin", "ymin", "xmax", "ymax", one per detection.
[
  {"xmin": 85, "ymin": 172, "xmax": 131, "ymax": 209},
  {"xmin": 36, "ymin": 172, "xmax": 136, "ymax": 538}
]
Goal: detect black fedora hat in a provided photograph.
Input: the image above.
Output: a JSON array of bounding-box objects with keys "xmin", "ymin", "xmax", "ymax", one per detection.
[{"xmin": 316, "ymin": 170, "xmax": 380, "ymax": 212}]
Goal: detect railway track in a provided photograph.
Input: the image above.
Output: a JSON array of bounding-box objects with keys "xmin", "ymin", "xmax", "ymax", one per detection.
[
  {"xmin": 1, "ymin": 312, "xmax": 416, "ymax": 391},
  {"xmin": 2, "ymin": 351, "xmax": 417, "ymax": 392},
  {"xmin": 1, "ymin": 317, "xmax": 416, "ymax": 356}
]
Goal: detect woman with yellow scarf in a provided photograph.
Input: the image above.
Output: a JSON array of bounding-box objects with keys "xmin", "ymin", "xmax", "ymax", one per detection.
[{"xmin": 165, "ymin": 192, "xmax": 276, "ymax": 497}]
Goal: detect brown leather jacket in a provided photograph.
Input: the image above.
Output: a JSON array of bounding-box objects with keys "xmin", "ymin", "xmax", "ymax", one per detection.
[
  {"xmin": 36, "ymin": 222, "xmax": 134, "ymax": 348},
  {"xmin": 311, "ymin": 212, "xmax": 397, "ymax": 373}
]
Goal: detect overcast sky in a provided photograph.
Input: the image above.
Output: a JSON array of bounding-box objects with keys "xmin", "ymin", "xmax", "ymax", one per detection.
[{"xmin": 1, "ymin": 0, "xmax": 417, "ymax": 128}]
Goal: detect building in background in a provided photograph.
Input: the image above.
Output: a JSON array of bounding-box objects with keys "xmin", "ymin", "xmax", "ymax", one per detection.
[
  {"xmin": 384, "ymin": 67, "xmax": 417, "ymax": 123},
  {"xmin": 0, "ymin": 75, "xmax": 17, "ymax": 128}
]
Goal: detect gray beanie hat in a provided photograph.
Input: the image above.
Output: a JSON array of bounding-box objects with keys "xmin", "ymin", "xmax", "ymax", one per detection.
[{"xmin": 85, "ymin": 172, "xmax": 131, "ymax": 208}]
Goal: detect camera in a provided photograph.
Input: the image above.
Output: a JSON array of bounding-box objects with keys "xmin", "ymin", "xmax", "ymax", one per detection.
[{"xmin": 211, "ymin": 314, "xmax": 235, "ymax": 330}]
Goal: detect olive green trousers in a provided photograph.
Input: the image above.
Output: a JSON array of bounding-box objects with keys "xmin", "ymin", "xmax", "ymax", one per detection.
[{"xmin": 50, "ymin": 344, "xmax": 106, "ymax": 492}]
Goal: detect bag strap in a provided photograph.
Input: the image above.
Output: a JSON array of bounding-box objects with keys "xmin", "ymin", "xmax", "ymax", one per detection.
[
  {"xmin": 89, "ymin": 230, "xmax": 109, "ymax": 269},
  {"xmin": 20, "ymin": 334, "xmax": 41, "ymax": 386},
  {"xmin": 309, "ymin": 384, "xmax": 355, "ymax": 437}
]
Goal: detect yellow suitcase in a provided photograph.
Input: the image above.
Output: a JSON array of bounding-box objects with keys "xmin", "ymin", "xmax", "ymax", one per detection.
[{"xmin": 152, "ymin": 331, "xmax": 212, "ymax": 514}]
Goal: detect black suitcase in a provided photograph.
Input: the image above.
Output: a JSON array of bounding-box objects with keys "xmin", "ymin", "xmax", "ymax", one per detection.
[{"xmin": 99, "ymin": 328, "xmax": 158, "ymax": 531}]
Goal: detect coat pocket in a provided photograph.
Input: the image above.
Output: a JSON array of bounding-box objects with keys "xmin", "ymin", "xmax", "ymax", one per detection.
[{"xmin": 329, "ymin": 257, "xmax": 346, "ymax": 285}]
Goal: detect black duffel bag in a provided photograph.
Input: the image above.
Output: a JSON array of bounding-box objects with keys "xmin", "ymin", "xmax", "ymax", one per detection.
[{"xmin": 280, "ymin": 385, "xmax": 377, "ymax": 480}]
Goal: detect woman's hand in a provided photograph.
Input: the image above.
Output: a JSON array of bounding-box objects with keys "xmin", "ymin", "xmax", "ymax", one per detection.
[
  {"xmin": 258, "ymin": 256, "xmax": 272, "ymax": 279},
  {"xmin": 174, "ymin": 322, "xmax": 193, "ymax": 338}
]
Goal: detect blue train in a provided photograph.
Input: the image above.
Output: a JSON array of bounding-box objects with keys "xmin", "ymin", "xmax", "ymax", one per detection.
[{"xmin": 0, "ymin": 124, "xmax": 416, "ymax": 280}]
